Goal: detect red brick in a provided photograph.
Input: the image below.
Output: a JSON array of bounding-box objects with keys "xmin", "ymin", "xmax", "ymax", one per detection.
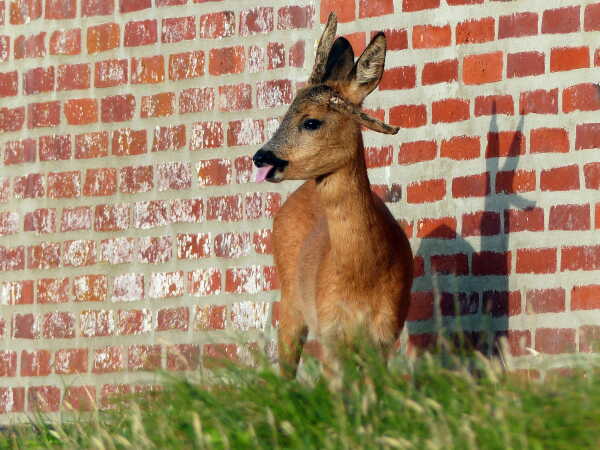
[
  {"xmin": 504, "ymin": 207, "xmax": 543, "ymax": 233},
  {"xmin": 207, "ymin": 195, "xmax": 243, "ymax": 222},
  {"xmin": 584, "ymin": 162, "xmax": 600, "ymax": 189},
  {"xmin": 214, "ymin": 232, "xmax": 251, "ymax": 258},
  {"xmin": 82, "ymin": 0, "xmax": 114, "ymax": 16},
  {"xmin": 421, "ymin": 59, "xmax": 458, "ymax": 85},
  {"xmin": 179, "ymin": 88, "xmax": 215, "ymax": 114},
  {"xmin": 240, "ymin": 7, "xmax": 273, "ymax": 36},
  {"xmin": 520, "ymin": 89, "xmax": 558, "ymax": 115},
  {"xmin": 120, "ymin": 165, "xmax": 153, "ymax": 193},
  {"xmin": 131, "ymin": 55, "xmax": 164, "ymax": 84},
  {"xmin": 452, "ymin": 172, "xmax": 489, "ymax": 198},
  {"xmin": 12, "ymin": 313, "xmax": 39, "ymax": 339},
  {"xmin": 502, "ymin": 329, "xmax": 530, "ymax": 356},
  {"xmin": 412, "ymin": 24, "xmax": 451, "ymax": 49},
  {"xmin": 542, "ymin": 6, "xmax": 580, "ymax": 34},
  {"xmin": 486, "ymin": 131, "xmax": 525, "ymax": 158},
  {"xmin": 377, "ymin": 29, "xmax": 407, "ymax": 51},
  {"xmin": 585, "ymin": 3, "xmax": 600, "ymax": 31},
  {"xmin": 57, "ymin": 63, "xmax": 89, "ymax": 91},
  {"xmin": 530, "ymin": 128, "xmax": 569, "ymax": 153},
  {"xmin": 94, "ymin": 204, "xmax": 130, "ymax": 232},
  {"xmin": 376, "ymin": 66, "xmax": 414, "ymax": 91},
  {"xmin": 389, "ymin": 104, "xmax": 427, "ymax": 128},
  {"xmin": 128, "ymin": 345, "xmax": 161, "ymax": 371},
  {"xmin": 321, "ymin": 0, "xmax": 354, "ymax": 23},
  {"xmin": 112, "ymin": 273, "xmax": 144, "ymax": 301},
  {"xmin": 149, "ymin": 271, "xmax": 185, "ymax": 299},
  {"xmin": 42, "ymin": 312, "xmax": 75, "ymax": 338},
  {"xmin": 397, "ymin": 140, "xmax": 435, "ymax": 166},
  {"xmin": 463, "ymin": 51, "xmax": 502, "ymax": 85},
  {"xmin": 516, "ymin": 248, "xmax": 556, "ymax": 274},
  {"xmin": 496, "ymin": 170, "xmax": 535, "ymax": 194},
  {"xmin": 76, "ymin": 131, "xmax": 109, "ymax": 159},
  {"xmin": 10, "ymin": 0, "xmax": 42, "ymax": 24},
  {"xmin": 28, "ymin": 386, "xmax": 60, "ymax": 413},
  {"xmin": 227, "ymin": 119, "xmax": 264, "ymax": 147},
  {"xmin": 0, "ymin": 245, "xmax": 22, "ymax": 272},
  {"xmin": 402, "ymin": 0, "xmax": 439, "ymax": 13},
  {"xmin": 117, "ymin": 309, "xmax": 151, "ymax": 335},
  {"xmin": 0, "ymin": 106, "xmax": 25, "ymax": 132},
  {"xmin": 580, "ymin": 325, "xmax": 600, "ymax": 353},
  {"xmin": 49, "ymin": 29, "xmax": 80, "ymax": 55},
  {"xmin": 359, "ymin": 0, "xmax": 392, "ymax": 18},
  {"xmin": 194, "ymin": 304, "xmax": 225, "ymax": 330},
  {"xmin": 199, "ymin": 11, "xmax": 235, "ymax": 39},
  {"xmin": 37, "ymin": 278, "xmax": 69, "ymax": 303},
  {"xmin": 189, "ymin": 269, "xmax": 221, "ymax": 297},
  {"xmin": 526, "ymin": 288, "xmax": 565, "ymax": 314},
  {"xmin": 416, "ymin": 217, "xmax": 456, "ymax": 239},
  {"xmin": 4, "ymin": 138, "xmax": 36, "ymax": 165},
  {"xmin": 23, "ymin": 66, "xmax": 54, "ymax": 95},
  {"xmin": 153, "ymin": 125, "xmax": 186, "ymax": 152},
  {"xmin": 540, "ymin": 165, "xmax": 579, "ymax": 191},
  {"xmin": 166, "ymin": 344, "xmax": 200, "ymax": 371},
  {"xmin": 14, "ymin": 32, "xmax": 46, "ymax": 59},
  {"xmin": 14, "ymin": 173, "xmax": 44, "ymax": 199},
  {"xmin": 278, "ymin": 5, "xmax": 313, "ymax": 29},
  {"xmin": 499, "ymin": 12, "xmax": 538, "ymax": 39},
  {"xmin": 288, "ymin": 41, "xmax": 305, "ymax": 67},
  {"xmin": 95, "ymin": 59, "xmax": 128, "ymax": 88},
  {"xmin": 73, "ymin": 274, "xmax": 107, "ymax": 302},
  {"xmin": 0, "ymin": 280, "xmax": 33, "ymax": 305},
  {"xmin": 576, "ymin": 123, "xmax": 600, "ymax": 149},
  {"xmin": 28, "ymin": 101, "xmax": 60, "ymax": 128},
  {"xmin": 45, "ymin": 0, "xmax": 76, "ymax": 19},
  {"xmin": 257, "ymin": 79, "xmax": 292, "ymax": 109},
  {"xmin": 0, "ymin": 351, "xmax": 16, "ymax": 376},
  {"xmin": 162, "ymin": 16, "xmax": 196, "ymax": 43},
  {"xmin": 124, "ymin": 19, "xmax": 157, "ymax": 47},
  {"xmin": 432, "ymin": 98, "xmax": 469, "ymax": 123},
  {"xmin": 112, "ymin": 128, "xmax": 147, "ymax": 156},
  {"xmin": 507, "ymin": 51, "xmax": 544, "ymax": 78},
  {"xmin": 462, "ymin": 211, "xmax": 500, "ymax": 236},
  {"xmin": 551, "ymin": 47, "xmax": 590, "ymax": 72},
  {"xmin": 157, "ymin": 307, "xmax": 189, "ymax": 331},
  {"xmin": 456, "ymin": 17, "xmax": 494, "ymax": 44},
  {"xmin": 138, "ymin": 236, "xmax": 172, "ymax": 264},
  {"xmin": 64, "ymin": 98, "xmax": 98, "ymax": 125},
  {"xmin": 563, "ymin": 83, "xmax": 600, "ymax": 113},
  {"xmin": 100, "ymin": 384, "xmax": 132, "ymax": 409},
  {"xmin": 0, "ymin": 212, "xmax": 18, "ymax": 237},
  {"xmin": 101, "ymin": 95, "xmax": 135, "ymax": 122},
  {"xmin": 0, "ymin": 71, "xmax": 17, "ymax": 98},
  {"xmin": 0, "ymin": 36, "xmax": 8, "ymax": 62},
  {"xmin": 21, "ymin": 350, "xmax": 51, "ymax": 376},
  {"xmin": 472, "ymin": 251, "xmax": 511, "ymax": 276},
  {"xmin": 267, "ymin": 42, "xmax": 285, "ymax": 70},
  {"xmin": 535, "ymin": 328, "xmax": 576, "ymax": 354},
  {"xmin": 63, "ymin": 386, "xmax": 95, "ymax": 411},
  {"xmin": 365, "ymin": 146, "xmax": 393, "ymax": 168},
  {"xmin": 83, "ymin": 168, "xmax": 116, "ymax": 197},
  {"xmin": 140, "ymin": 92, "xmax": 174, "ymax": 119},
  {"xmin": 120, "ymin": 0, "xmax": 150, "ymax": 13},
  {"xmin": 440, "ymin": 135, "xmax": 480, "ymax": 160},
  {"xmin": 87, "ymin": 23, "xmax": 119, "ymax": 54},
  {"xmin": 549, "ymin": 204, "xmax": 590, "ymax": 231},
  {"xmin": 168, "ymin": 50, "xmax": 204, "ymax": 80},
  {"xmin": 571, "ymin": 284, "xmax": 600, "ymax": 311},
  {"xmin": 93, "ymin": 347, "xmax": 124, "ymax": 373},
  {"xmin": 47, "ymin": 171, "xmax": 80, "ymax": 199},
  {"xmin": 197, "ymin": 159, "xmax": 232, "ymax": 186},
  {"xmin": 431, "ymin": 254, "xmax": 468, "ymax": 275},
  {"xmin": 157, "ymin": 162, "xmax": 192, "ymax": 191},
  {"xmin": 60, "ymin": 207, "xmax": 91, "ymax": 233},
  {"xmin": 406, "ymin": 179, "xmax": 445, "ymax": 204},
  {"xmin": 562, "ymin": 245, "xmax": 600, "ymax": 272}
]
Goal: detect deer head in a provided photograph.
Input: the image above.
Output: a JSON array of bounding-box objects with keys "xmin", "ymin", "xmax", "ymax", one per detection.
[{"xmin": 253, "ymin": 13, "xmax": 399, "ymax": 183}]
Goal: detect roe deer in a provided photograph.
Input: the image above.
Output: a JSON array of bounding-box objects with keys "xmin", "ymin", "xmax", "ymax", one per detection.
[{"xmin": 253, "ymin": 13, "xmax": 413, "ymax": 378}]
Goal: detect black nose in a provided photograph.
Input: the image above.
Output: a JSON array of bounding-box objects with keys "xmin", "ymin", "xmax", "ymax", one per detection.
[{"xmin": 252, "ymin": 149, "xmax": 289, "ymax": 168}]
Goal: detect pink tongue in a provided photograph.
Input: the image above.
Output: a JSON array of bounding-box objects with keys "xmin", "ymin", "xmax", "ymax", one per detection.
[{"xmin": 255, "ymin": 165, "xmax": 273, "ymax": 183}]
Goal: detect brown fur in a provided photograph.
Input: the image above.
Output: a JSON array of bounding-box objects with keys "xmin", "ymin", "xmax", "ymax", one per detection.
[{"xmin": 256, "ymin": 15, "xmax": 413, "ymax": 378}]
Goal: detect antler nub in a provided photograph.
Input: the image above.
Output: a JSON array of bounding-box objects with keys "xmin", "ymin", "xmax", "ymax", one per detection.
[
  {"xmin": 308, "ymin": 12, "xmax": 338, "ymax": 85},
  {"xmin": 328, "ymin": 95, "xmax": 399, "ymax": 135}
]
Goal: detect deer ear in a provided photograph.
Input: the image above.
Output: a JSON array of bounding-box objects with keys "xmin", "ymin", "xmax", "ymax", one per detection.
[
  {"xmin": 321, "ymin": 37, "xmax": 355, "ymax": 83},
  {"xmin": 346, "ymin": 32, "xmax": 386, "ymax": 103}
]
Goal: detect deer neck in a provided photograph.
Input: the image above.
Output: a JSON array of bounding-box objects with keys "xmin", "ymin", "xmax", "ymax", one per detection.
[{"xmin": 315, "ymin": 134, "xmax": 387, "ymax": 274}]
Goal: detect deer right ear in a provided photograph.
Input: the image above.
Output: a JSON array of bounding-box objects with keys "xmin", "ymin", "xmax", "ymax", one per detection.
[{"xmin": 345, "ymin": 32, "xmax": 387, "ymax": 104}]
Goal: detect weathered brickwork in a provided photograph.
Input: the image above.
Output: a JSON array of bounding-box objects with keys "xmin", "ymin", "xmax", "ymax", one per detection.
[{"xmin": 0, "ymin": 0, "xmax": 599, "ymax": 420}]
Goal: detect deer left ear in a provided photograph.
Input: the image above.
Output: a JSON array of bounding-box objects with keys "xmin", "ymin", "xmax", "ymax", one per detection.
[{"xmin": 345, "ymin": 32, "xmax": 386, "ymax": 104}]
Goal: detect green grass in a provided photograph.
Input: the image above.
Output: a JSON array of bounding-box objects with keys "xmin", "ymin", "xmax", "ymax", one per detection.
[{"xmin": 3, "ymin": 348, "xmax": 600, "ymax": 450}]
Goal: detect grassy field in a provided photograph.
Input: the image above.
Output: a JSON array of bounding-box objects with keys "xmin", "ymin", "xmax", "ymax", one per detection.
[{"xmin": 3, "ymin": 347, "xmax": 600, "ymax": 450}]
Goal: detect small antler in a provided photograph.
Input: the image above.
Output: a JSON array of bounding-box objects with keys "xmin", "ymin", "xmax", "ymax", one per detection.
[
  {"xmin": 308, "ymin": 12, "xmax": 338, "ymax": 85},
  {"xmin": 328, "ymin": 95, "xmax": 399, "ymax": 135}
]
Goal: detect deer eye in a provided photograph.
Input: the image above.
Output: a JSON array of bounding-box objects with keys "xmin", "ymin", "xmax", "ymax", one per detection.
[{"xmin": 302, "ymin": 119, "xmax": 322, "ymax": 131}]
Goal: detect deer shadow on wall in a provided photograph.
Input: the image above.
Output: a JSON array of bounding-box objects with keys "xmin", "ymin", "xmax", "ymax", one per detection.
[{"xmin": 409, "ymin": 103, "xmax": 533, "ymax": 358}]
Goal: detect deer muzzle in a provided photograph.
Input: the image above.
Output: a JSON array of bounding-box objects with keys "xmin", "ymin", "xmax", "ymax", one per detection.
[{"xmin": 252, "ymin": 149, "xmax": 289, "ymax": 183}]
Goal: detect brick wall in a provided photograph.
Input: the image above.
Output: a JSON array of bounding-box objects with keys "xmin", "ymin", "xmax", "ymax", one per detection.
[{"xmin": 0, "ymin": 0, "xmax": 599, "ymax": 420}]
